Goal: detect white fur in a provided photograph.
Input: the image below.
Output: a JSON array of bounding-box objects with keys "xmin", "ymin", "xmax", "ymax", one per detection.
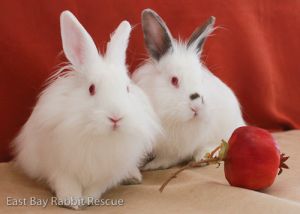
[
  {"xmin": 13, "ymin": 11, "xmax": 160, "ymax": 209},
  {"xmin": 132, "ymin": 10, "xmax": 245, "ymax": 170}
]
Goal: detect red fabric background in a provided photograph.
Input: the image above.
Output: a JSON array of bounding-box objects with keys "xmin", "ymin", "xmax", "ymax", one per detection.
[{"xmin": 1, "ymin": 0, "xmax": 300, "ymax": 162}]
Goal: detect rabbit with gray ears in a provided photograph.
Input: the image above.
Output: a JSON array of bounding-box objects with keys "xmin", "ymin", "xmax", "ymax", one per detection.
[
  {"xmin": 13, "ymin": 11, "xmax": 160, "ymax": 209},
  {"xmin": 133, "ymin": 9, "xmax": 245, "ymax": 170}
]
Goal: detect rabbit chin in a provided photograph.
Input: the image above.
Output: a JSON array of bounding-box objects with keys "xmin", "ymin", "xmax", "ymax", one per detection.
[{"xmin": 184, "ymin": 115, "xmax": 204, "ymax": 126}]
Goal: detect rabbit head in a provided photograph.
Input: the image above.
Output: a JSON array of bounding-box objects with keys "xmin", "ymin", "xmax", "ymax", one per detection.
[
  {"xmin": 133, "ymin": 9, "xmax": 216, "ymax": 124},
  {"xmin": 44, "ymin": 11, "xmax": 159, "ymax": 140}
]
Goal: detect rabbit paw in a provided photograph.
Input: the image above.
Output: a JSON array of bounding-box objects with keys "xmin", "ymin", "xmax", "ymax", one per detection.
[
  {"xmin": 82, "ymin": 185, "xmax": 106, "ymax": 206},
  {"xmin": 122, "ymin": 167, "xmax": 142, "ymax": 185},
  {"xmin": 52, "ymin": 175, "xmax": 85, "ymax": 210},
  {"xmin": 141, "ymin": 158, "xmax": 174, "ymax": 171}
]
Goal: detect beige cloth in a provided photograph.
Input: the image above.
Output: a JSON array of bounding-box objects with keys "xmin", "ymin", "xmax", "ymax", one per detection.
[{"xmin": 1, "ymin": 131, "xmax": 300, "ymax": 213}]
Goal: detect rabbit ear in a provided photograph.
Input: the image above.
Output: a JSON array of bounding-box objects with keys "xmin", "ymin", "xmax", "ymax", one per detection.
[
  {"xmin": 142, "ymin": 9, "xmax": 173, "ymax": 61},
  {"xmin": 105, "ymin": 21, "xmax": 131, "ymax": 65},
  {"xmin": 60, "ymin": 11, "xmax": 99, "ymax": 68},
  {"xmin": 187, "ymin": 16, "xmax": 215, "ymax": 54}
]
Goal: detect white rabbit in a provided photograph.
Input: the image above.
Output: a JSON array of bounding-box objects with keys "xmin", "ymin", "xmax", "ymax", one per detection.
[
  {"xmin": 13, "ymin": 11, "xmax": 160, "ymax": 209},
  {"xmin": 132, "ymin": 9, "xmax": 245, "ymax": 170}
]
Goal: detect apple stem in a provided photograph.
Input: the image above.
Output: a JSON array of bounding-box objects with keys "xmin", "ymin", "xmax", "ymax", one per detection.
[
  {"xmin": 208, "ymin": 146, "xmax": 221, "ymax": 158},
  {"xmin": 159, "ymin": 146, "xmax": 223, "ymax": 193}
]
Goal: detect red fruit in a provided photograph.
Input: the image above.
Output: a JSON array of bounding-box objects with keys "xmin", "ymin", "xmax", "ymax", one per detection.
[
  {"xmin": 159, "ymin": 126, "xmax": 289, "ymax": 193},
  {"xmin": 224, "ymin": 126, "xmax": 281, "ymax": 190}
]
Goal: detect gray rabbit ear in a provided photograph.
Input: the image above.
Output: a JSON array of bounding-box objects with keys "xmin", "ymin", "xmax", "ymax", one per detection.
[
  {"xmin": 187, "ymin": 16, "xmax": 216, "ymax": 54},
  {"xmin": 142, "ymin": 9, "xmax": 173, "ymax": 60}
]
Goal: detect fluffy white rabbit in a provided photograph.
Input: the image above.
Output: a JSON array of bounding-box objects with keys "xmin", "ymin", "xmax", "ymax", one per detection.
[
  {"xmin": 132, "ymin": 9, "xmax": 245, "ymax": 170},
  {"xmin": 13, "ymin": 11, "xmax": 160, "ymax": 209}
]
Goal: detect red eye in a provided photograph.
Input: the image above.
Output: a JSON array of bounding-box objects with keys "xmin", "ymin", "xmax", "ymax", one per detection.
[
  {"xmin": 89, "ymin": 84, "xmax": 96, "ymax": 96},
  {"xmin": 127, "ymin": 85, "xmax": 130, "ymax": 93},
  {"xmin": 171, "ymin": 76, "xmax": 179, "ymax": 88}
]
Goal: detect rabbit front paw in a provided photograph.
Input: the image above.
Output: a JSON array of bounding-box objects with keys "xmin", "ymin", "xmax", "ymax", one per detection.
[{"xmin": 122, "ymin": 167, "xmax": 142, "ymax": 185}]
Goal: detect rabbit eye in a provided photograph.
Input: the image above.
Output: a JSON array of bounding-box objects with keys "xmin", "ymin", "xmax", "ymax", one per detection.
[
  {"xmin": 89, "ymin": 84, "xmax": 96, "ymax": 96},
  {"xmin": 127, "ymin": 85, "xmax": 130, "ymax": 93},
  {"xmin": 171, "ymin": 76, "xmax": 179, "ymax": 88}
]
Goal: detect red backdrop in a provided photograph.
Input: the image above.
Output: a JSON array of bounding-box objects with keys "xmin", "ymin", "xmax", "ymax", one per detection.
[{"xmin": 1, "ymin": 0, "xmax": 300, "ymax": 162}]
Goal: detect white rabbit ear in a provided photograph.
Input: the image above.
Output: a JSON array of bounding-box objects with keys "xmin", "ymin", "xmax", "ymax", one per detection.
[
  {"xmin": 60, "ymin": 11, "xmax": 99, "ymax": 68},
  {"xmin": 142, "ymin": 9, "xmax": 173, "ymax": 61},
  {"xmin": 105, "ymin": 21, "xmax": 131, "ymax": 65},
  {"xmin": 187, "ymin": 16, "xmax": 215, "ymax": 54}
]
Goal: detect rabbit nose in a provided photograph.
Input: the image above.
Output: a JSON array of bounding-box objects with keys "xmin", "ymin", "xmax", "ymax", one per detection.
[
  {"xmin": 108, "ymin": 117, "xmax": 123, "ymax": 124},
  {"xmin": 190, "ymin": 93, "xmax": 200, "ymax": 100}
]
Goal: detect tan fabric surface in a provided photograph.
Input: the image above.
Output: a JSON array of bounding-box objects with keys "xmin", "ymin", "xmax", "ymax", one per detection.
[{"xmin": 1, "ymin": 131, "xmax": 300, "ymax": 213}]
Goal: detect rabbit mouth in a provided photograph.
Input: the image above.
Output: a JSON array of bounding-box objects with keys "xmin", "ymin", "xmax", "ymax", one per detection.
[
  {"xmin": 111, "ymin": 124, "xmax": 120, "ymax": 131},
  {"xmin": 193, "ymin": 111, "xmax": 198, "ymax": 118},
  {"xmin": 188, "ymin": 111, "xmax": 203, "ymax": 122},
  {"xmin": 189, "ymin": 107, "xmax": 200, "ymax": 120},
  {"xmin": 190, "ymin": 114, "xmax": 199, "ymax": 121}
]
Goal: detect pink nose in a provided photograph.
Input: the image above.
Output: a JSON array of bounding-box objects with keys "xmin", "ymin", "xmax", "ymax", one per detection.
[{"xmin": 108, "ymin": 117, "xmax": 122, "ymax": 124}]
